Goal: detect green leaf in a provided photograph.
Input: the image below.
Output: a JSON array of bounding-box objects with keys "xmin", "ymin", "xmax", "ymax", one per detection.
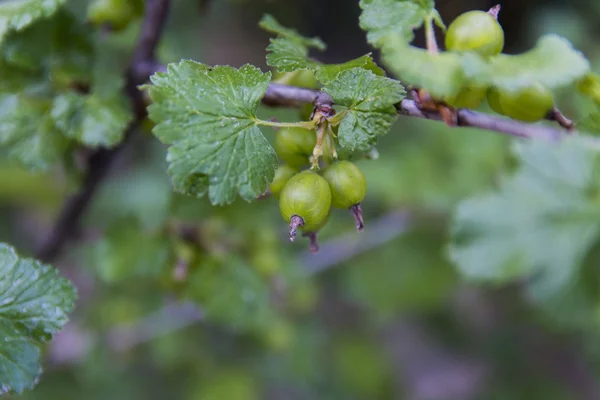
[
  {"xmin": 324, "ymin": 68, "xmax": 405, "ymax": 151},
  {"xmin": 448, "ymin": 135, "xmax": 600, "ymax": 299},
  {"xmin": 259, "ymin": 14, "xmax": 325, "ymax": 50},
  {"xmin": 262, "ymin": 14, "xmax": 384, "ymax": 84},
  {"xmin": 146, "ymin": 61, "xmax": 277, "ymax": 205},
  {"xmin": 0, "ymin": 93, "xmax": 67, "ymax": 170},
  {"xmin": 51, "ymin": 92, "xmax": 132, "ymax": 147},
  {"xmin": 359, "ymin": 0, "xmax": 438, "ymax": 47},
  {"xmin": 88, "ymin": 218, "xmax": 173, "ymax": 283},
  {"xmin": 381, "ymin": 39, "xmax": 464, "ymax": 98},
  {"xmin": 1, "ymin": 9, "xmax": 93, "ymax": 82},
  {"xmin": 463, "ymin": 35, "xmax": 590, "ymax": 91},
  {"xmin": 0, "ymin": 243, "xmax": 76, "ymax": 394},
  {"xmin": 0, "ymin": 0, "xmax": 65, "ymax": 46}
]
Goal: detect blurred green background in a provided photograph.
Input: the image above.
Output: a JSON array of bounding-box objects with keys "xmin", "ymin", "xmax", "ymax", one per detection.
[{"xmin": 2, "ymin": 0, "xmax": 600, "ymax": 399}]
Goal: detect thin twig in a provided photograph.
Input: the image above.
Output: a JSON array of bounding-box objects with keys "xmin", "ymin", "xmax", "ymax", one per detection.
[
  {"xmin": 36, "ymin": 0, "xmax": 171, "ymax": 262},
  {"xmin": 263, "ymin": 83, "xmax": 569, "ymax": 140}
]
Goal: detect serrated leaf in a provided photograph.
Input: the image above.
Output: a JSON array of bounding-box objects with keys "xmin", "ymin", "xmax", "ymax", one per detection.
[
  {"xmin": 262, "ymin": 14, "xmax": 384, "ymax": 84},
  {"xmin": 0, "ymin": 93, "xmax": 67, "ymax": 170},
  {"xmin": 463, "ymin": 35, "xmax": 590, "ymax": 91},
  {"xmin": 265, "ymin": 37, "xmax": 319, "ymax": 73},
  {"xmin": 89, "ymin": 218, "xmax": 173, "ymax": 283},
  {"xmin": 259, "ymin": 14, "xmax": 325, "ymax": 50},
  {"xmin": 448, "ymin": 135, "xmax": 600, "ymax": 299},
  {"xmin": 0, "ymin": 0, "xmax": 65, "ymax": 46},
  {"xmin": 1, "ymin": 9, "xmax": 93, "ymax": 82},
  {"xmin": 324, "ymin": 68, "xmax": 405, "ymax": 151},
  {"xmin": 146, "ymin": 61, "xmax": 277, "ymax": 205},
  {"xmin": 359, "ymin": 0, "xmax": 436, "ymax": 47},
  {"xmin": 382, "ymin": 39, "xmax": 464, "ymax": 98},
  {"xmin": 51, "ymin": 92, "xmax": 132, "ymax": 147},
  {"xmin": 0, "ymin": 243, "xmax": 76, "ymax": 394}
]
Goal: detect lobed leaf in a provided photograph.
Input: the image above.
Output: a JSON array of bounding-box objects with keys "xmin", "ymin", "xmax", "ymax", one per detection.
[
  {"xmin": 448, "ymin": 135, "xmax": 600, "ymax": 299},
  {"xmin": 463, "ymin": 35, "xmax": 590, "ymax": 91},
  {"xmin": 359, "ymin": 0, "xmax": 438, "ymax": 48},
  {"xmin": 145, "ymin": 61, "xmax": 278, "ymax": 205},
  {"xmin": 51, "ymin": 92, "xmax": 132, "ymax": 147},
  {"xmin": 324, "ymin": 68, "xmax": 405, "ymax": 151},
  {"xmin": 259, "ymin": 14, "xmax": 325, "ymax": 50},
  {"xmin": 0, "ymin": 0, "xmax": 65, "ymax": 46},
  {"xmin": 262, "ymin": 14, "xmax": 385, "ymax": 84},
  {"xmin": 0, "ymin": 243, "xmax": 77, "ymax": 393},
  {"xmin": 381, "ymin": 39, "xmax": 465, "ymax": 98}
]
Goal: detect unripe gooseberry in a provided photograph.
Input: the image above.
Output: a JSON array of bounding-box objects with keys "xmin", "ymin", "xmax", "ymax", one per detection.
[
  {"xmin": 269, "ymin": 165, "xmax": 298, "ymax": 198},
  {"xmin": 279, "ymin": 170, "xmax": 331, "ymax": 241},
  {"xmin": 323, "ymin": 161, "xmax": 367, "ymax": 231},
  {"xmin": 445, "ymin": 10, "xmax": 504, "ymax": 57},
  {"xmin": 274, "ymin": 127, "xmax": 316, "ymax": 168},
  {"xmin": 87, "ymin": 0, "xmax": 142, "ymax": 31},
  {"xmin": 445, "ymin": 84, "xmax": 487, "ymax": 109},
  {"xmin": 487, "ymin": 83, "xmax": 554, "ymax": 122}
]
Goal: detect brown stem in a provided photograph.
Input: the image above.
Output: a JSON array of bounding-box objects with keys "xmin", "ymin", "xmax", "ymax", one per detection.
[
  {"xmin": 350, "ymin": 204, "xmax": 365, "ymax": 232},
  {"xmin": 289, "ymin": 215, "xmax": 304, "ymax": 242},
  {"xmin": 35, "ymin": 0, "xmax": 172, "ymax": 262},
  {"xmin": 302, "ymin": 232, "xmax": 320, "ymax": 253},
  {"xmin": 548, "ymin": 107, "xmax": 576, "ymax": 131},
  {"xmin": 488, "ymin": 4, "xmax": 501, "ymax": 20}
]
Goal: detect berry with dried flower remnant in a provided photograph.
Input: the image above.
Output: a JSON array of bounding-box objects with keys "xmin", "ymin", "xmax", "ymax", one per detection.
[
  {"xmin": 323, "ymin": 161, "xmax": 367, "ymax": 231},
  {"xmin": 279, "ymin": 171, "xmax": 331, "ymax": 251}
]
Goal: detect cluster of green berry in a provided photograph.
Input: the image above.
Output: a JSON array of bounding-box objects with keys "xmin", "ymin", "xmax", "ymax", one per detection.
[
  {"xmin": 444, "ymin": 8, "xmax": 554, "ymax": 121},
  {"xmin": 269, "ymin": 126, "xmax": 367, "ymax": 253}
]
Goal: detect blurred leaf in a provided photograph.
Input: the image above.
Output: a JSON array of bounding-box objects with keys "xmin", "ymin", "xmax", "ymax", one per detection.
[
  {"xmin": 1, "ymin": 9, "xmax": 94, "ymax": 82},
  {"xmin": 146, "ymin": 61, "xmax": 277, "ymax": 205},
  {"xmin": 184, "ymin": 257, "xmax": 274, "ymax": 332},
  {"xmin": 0, "ymin": 0, "xmax": 66, "ymax": 45},
  {"xmin": 359, "ymin": 0, "xmax": 440, "ymax": 47},
  {"xmin": 324, "ymin": 68, "xmax": 405, "ymax": 151},
  {"xmin": 89, "ymin": 218, "xmax": 173, "ymax": 283},
  {"xmin": 0, "ymin": 243, "xmax": 76, "ymax": 394},
  {"xmin": 362, "ymin": 118, "xmax": 509, "ymax": 208},
  {"xmin": 344, "ymin": 225, "xmax": 456, "ymax": 315},
  {"xmin": 381, "ymin": 38, "xmax": 464, "ymax": 98},
  {"xmin": 463, "ymin": 35, "xmax": 590, "ymax": 91},
  {"xmin": 0, "ymin": 164, "xmax": 64, "ymax": 207},
  {"xmin": 449, "ymin": 135, "xmax": 600, "ymax": 299},
  {"xmin": 192, "ymin": 368, "xmax": 259, "ymax": 400},
  {"xmin": 0, "ymin": 93, "xmax": 68, "ymax": 170},
  {"xmin": 51, "ymin": 92, "xmax": 131, "ymax": 147},
  {"xmin": 333, "ymin": 335, "xmax": 391, "ymax": 397}
]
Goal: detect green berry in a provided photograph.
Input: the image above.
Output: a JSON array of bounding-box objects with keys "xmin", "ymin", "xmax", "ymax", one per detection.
[
  {"xmin": 269, "ymin": 165, "xmax": 298, "ymax": 198},
  {"xmin": 274, "ymin": 127, "xmax": 316, "ymax": 168},
  {"xmin": 445, "ymin": 84, "xmax": 487, "ymax": 109},
  {"xmin": 487, "ymin": 83, "xmax": 554, "ymax": 122},
  {"xmin": 88, "ymin": 0, "xmax": 143, "ymax": 31},
  {"xmin": 323, "ymin": 161, "xmax": 367, "ymax": 209},
  {"xmin": 279, "ymin": 171, "xmax": 331, "ymax": 239},
  {"xmin": 445, "ymin": 10, "xmax": 504, "ymax": 57}
]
